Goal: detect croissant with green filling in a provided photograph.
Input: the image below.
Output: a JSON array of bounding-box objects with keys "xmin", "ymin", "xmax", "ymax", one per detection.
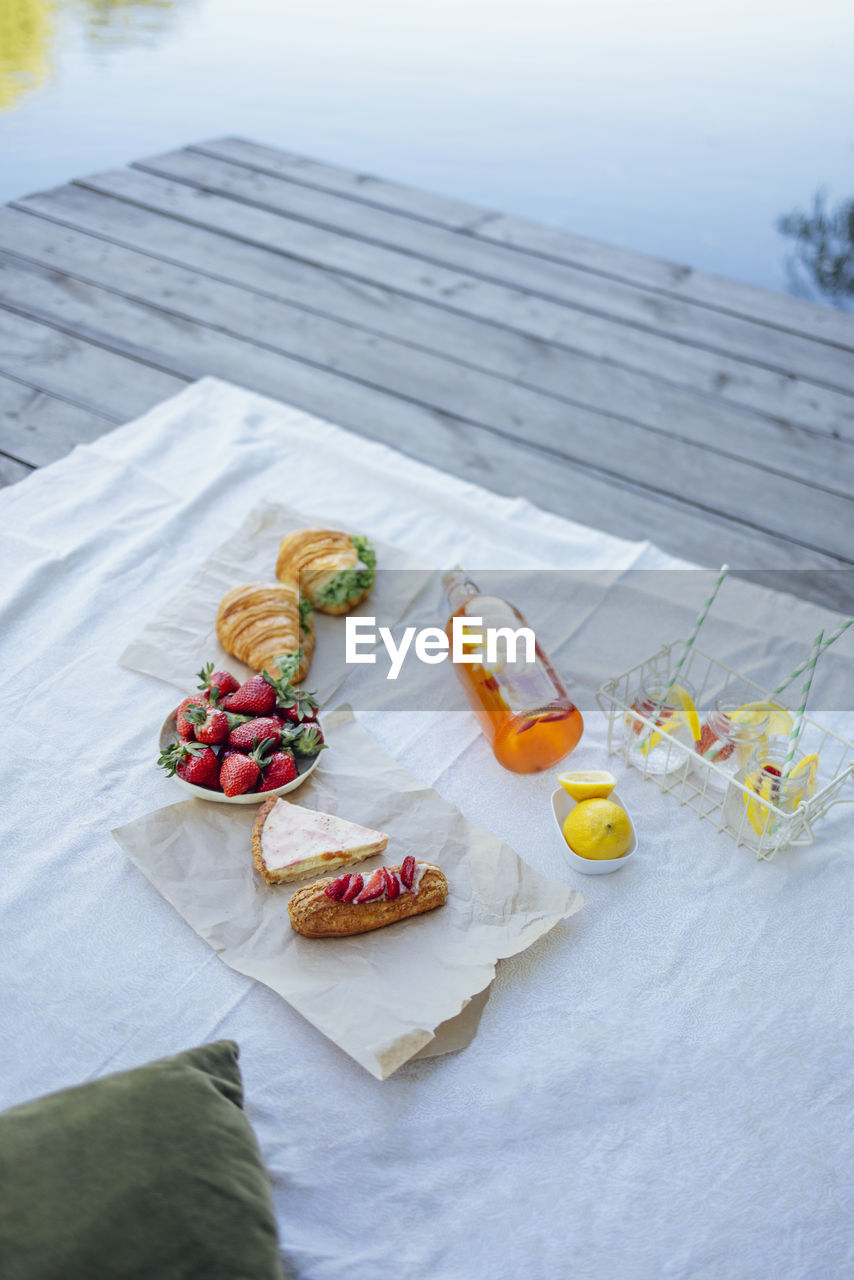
[
  {"xmin": 216, "ymin": 581, "xmax": 315, "ymax": 682},
  {"xmin": 275, "ymin": 528, "xmax": 376, "ymax": 616}
]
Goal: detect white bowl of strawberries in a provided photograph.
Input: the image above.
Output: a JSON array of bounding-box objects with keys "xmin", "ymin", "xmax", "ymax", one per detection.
[{"xmin": 157, "ymin": 663, "xmax": 326, "ymax": 803}]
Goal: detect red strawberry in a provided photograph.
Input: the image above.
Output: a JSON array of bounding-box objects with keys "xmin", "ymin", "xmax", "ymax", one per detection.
[
  {"xmin": 158, "ymin": 741, "xmax": 221, "ymax": 789},
  {"xmin": 218, "ymin": 754, "xmax": 256, "ymax": 797},
  {"xmin": 342, "ymin": 874, "xmax": 364, "ymax": 902},
  {"xmin": 400, "ymin": 855, "xmax": 416, "ymax": 889},
  {"xmin": 384, "ymin": 867, "xmax": 401, "ymax": 900},
  {"xmin": 227, "ymin": 717, "xmax": 284, "ymax": 752},
  {"xmin": 221, "ymin": 674, "xmax": 277, "ymax": 715},
  {"xmin": 325, "ymin": 875, "xmax": 351, "ymax": 901},
  {"xmin": 355, "ymin": 868, "xmax": 386, "ymax": 903},
  {"xmin": 278, "ymin": 688, "xmax": 319, "ymax": 723},
  {"xmin": 258, "ymin": 750, "xmax": 298, "ymax": 791},
  {"xmin": 176, "ymin": 695, "xmax": 208, "ymax": 738},
  {"xmin": 197, "ymin": 662, "xmax": 240, "ymax": 701},
  {"xmin": 184, "ymin": 702, "xmax": 230, "ymax": 745}
]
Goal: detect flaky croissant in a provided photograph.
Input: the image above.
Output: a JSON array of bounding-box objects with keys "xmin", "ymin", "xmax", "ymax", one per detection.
[
  {"xmin": 275, "ymin": 527, "xmax": 376, "ymax": 616},
  {"xmin": 216, "ymin": 581, "xmax": 315, "ymax": 683}
]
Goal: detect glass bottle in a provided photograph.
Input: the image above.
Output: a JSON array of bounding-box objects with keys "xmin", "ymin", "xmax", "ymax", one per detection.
[{"xmin": 442, "ymin": 570, "xmax": 583, "ymax": 773}]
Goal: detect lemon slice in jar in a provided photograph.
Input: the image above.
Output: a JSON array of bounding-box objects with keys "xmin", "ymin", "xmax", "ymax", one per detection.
[
  {"xmin": 730, "ymin": 701, "xmax": 793, "ymax": 736},
  {"xmin": 787, "ymin": 752, "xmax": 820, "ymax": 792},
  {"xmin": 640, "ymin": 684, "xmax": 701, "ymax": 753},
  {"xmin": 558, "ymin": 769, "xmax": 617, "ymax": 801},
  {"xmin": 743, "ymin": 769, "xmax": 775, "ymax": 835},
  {"xmin": 672, "ymin": 685, "xmax": 701, "ymax": 744}
]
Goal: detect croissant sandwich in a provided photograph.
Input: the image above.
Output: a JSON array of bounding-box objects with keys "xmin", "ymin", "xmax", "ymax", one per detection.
[
  {"xmin": 216, "ymin": 581, "xmax": 315, "ymax": 683},
  {"xmin": 275, "ymin": 527, "xmax": 376, "ymax": 615},
  {"xmin": 288, "ymin": 858, "xmax": 448, "ymax": 937}
]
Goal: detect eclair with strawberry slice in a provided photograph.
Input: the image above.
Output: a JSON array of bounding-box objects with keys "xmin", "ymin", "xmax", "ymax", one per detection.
[{"xmin": 287, "ymin": 856, "xmax": 448, "ymax": 937}]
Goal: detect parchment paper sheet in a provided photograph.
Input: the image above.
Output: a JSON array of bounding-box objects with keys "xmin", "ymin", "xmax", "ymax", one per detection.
[
  {"xmin": 118, "ymin": 500, "xmax": 429, "ymax": 705},
  {"xmin": 112, "ymin": 707, "xmax": 582, "ymax": 1079}
]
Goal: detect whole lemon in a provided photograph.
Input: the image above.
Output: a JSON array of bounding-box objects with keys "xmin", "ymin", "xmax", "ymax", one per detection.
[{"xmin": 562, "ymin": 798, "xmax": 633, "ymax": 860}]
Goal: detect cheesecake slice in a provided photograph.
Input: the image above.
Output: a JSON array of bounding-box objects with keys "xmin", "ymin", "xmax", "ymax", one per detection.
[{"xmin": 251, "ymin": 796, "xmax": 389, "ymax": 885}]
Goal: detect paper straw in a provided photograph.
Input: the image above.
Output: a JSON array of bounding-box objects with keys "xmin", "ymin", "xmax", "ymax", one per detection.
[
  {"xmin": 636, "ymin": 564, "xmax": 729, "ymax": 749},
  {"xmin": 770, "ymin": 619, "xmax": 852, "ymax": 699},
  {"xmin": 782, "ymin": 629, "xmax": 823, "ymax": 776}
]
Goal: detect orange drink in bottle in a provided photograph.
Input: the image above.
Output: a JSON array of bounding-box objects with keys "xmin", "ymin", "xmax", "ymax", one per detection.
[{"xmin": 443, "ymin": 571, "xmax": 583, "ymax": 773}]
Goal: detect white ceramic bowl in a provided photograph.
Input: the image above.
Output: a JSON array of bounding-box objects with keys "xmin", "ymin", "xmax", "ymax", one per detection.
[
  {"xmin": 550, "ymin": 787, "xmax": 638, "ymax": 875},
  {"xmin": 159, "ymin": 708, "xmax": 321, "ymax": 804}
]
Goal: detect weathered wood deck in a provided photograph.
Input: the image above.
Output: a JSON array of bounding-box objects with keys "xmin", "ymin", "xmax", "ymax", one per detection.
[{"xmin": 1, "ymin": 138, "xmax": 853, "ymax": 607}]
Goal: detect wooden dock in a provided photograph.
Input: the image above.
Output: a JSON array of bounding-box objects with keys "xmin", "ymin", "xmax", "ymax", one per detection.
[{"xmin": 1, "ymin": 138, "xmax": 853, "ymax": 607}]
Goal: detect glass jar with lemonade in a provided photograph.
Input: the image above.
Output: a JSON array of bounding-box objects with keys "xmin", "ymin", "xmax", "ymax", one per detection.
[
  {"xmin": 724, "ymin": 739, "xmax": 820, "ymax": 848},
  {"xmin": 623, "ymin": 679, "xmax": 699, "ymax": 775},
  {"xmin": 694, "ymin": 691, "xmax": 780, "ymax": 789}
]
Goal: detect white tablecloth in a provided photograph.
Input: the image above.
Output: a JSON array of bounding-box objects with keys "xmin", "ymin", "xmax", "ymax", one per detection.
[{"xmin": 1, "ymin": 378, "xmax": 852, "ymax": 1280}]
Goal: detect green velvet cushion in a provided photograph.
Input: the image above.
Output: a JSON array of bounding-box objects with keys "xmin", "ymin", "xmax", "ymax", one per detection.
[{"xmin": 0, "ymin": 1041, "xmax": 287, "ymax": 1280}]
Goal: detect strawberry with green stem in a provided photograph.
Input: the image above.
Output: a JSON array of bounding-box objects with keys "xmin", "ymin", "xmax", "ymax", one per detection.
[
  {"xmin": 183, "ymin": 702, "xmax": 229, "ymax": 745},
  {"xmin": 278, "ymin": 688, "xmax": 319, "ymax": 724},
  {"xmin": 221, "ymin": 661, "xmax": 306, "ymax": 716},
  {"xmin": 219, "ymin": 740, "xmax": 274, "ymax": 797},
  {"xmin": 227, "ymin": 716, "xmax": 286, "ymax": 752},
  {"xmin": 197, "ymin": 662, "xmax": 240, "ymax": 701},
  {"xmin": 176, "ymin": 695, "xmax": 209, "ymax": 738},
  {"xmin": 221, "ymin": 673, "xmax": 279, "ymax": 715},
  {"xmin": 258, "ymin": 750, "xmax": 298, "ymax": 791},
  {"xmin": 158, "ymin": 741, "xmax": 221, "ymax": 789},
  {"xmin": 293, "ymin": 723, "xmax": 325, "ymax": 756}
]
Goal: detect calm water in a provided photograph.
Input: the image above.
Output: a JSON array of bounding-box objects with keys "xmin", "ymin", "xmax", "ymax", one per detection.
[{"xmin": 1, "ymin": 0, "xmax": 853, "ymax": 307}]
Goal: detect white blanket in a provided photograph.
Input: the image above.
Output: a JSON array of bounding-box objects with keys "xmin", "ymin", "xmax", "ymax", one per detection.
[{"xmin": 1, "ymin": 378, "xmax": 852, "ymax": 1280}]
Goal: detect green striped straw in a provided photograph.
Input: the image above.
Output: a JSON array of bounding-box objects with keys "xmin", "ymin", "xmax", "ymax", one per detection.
[
  {"xmin": 636, "ymin": 564, "xmax": 729, "ymax": 749},
  {"xmin": 770, "ymin": 619, "xmax": 852, "ymax": 699},
  {"xmin": 782, "ymin": 629, "xmax": 823, "ymax": 777}
]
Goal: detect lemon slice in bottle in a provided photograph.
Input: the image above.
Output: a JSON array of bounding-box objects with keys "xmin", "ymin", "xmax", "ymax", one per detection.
[
  {"xmin": 730, "ymin": 701, "xmax": 793, "ymax": 736},
  {"xmin": 558, "ymin": 769, "xmax": 617, "ymax": 801}
]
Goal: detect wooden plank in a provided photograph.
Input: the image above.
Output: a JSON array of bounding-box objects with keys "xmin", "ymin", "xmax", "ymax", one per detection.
[
  {"xmin": 34, "ymin": 170, "xmax": 854, "ymax": 443},
  {"xmin": 1, "ymin": 249, "xmax": 851, "ymax": 562},
  {"xmin": 0, "ymin": 373, "xmax": 117, "ymax": 467},
  {"xmin": 0, "ymin": 450, "xmax": 34, "ymax": 487},
  {"xmin": 0, "ymin": 286, "xmax": 850, "ymax": 608},
  {"xmin": 3, "ymin": 202, "xmax": 852, "ymax": 499},
  {"xmin": 0, "ymin": 288, "xmax": 848, "ymax": 585},
  {"xmin": 0, "ymin": 308, "xmax": 187, "ymax": 419},
  {"xmin": 129, "ymin": 148, "xmax": 854, "ymax": 396},
  {"xmin": 196, "ymin": 137, "xmax": 854, "ymax": 352}
]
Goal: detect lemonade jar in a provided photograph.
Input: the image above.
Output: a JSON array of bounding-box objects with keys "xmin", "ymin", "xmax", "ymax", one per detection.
[
  {"xmin": 724, "ymin": 740, "xmax": 819, "ymax": 850},
  {"xmin": 694, "ymin": 690, "xmax": 771, "ymax": 791},
  {"xmin": 623, "ymin": 679, "xmax": 698, "ymax": 776}
]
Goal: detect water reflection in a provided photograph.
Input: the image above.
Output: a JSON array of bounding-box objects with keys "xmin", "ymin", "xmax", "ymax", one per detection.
[
  {"xmin": 778, "ymin": 190, "xmax": 854, "ymax": 312},
  {"xmin": 0, "ymin": 0, "xmax": 53, "ymax": 112},
  {"xmin": 76, "ymin": 0, "xmax": 186, "ymax": 48},
  {"xmin": 0, "ymin": 0, "xmax": 185, "ymax": 112}
]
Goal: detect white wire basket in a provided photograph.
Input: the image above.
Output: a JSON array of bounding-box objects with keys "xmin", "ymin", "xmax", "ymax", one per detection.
[{"xmin": 596, "ymin": 641, "xmax": 854, "ymax": 859}]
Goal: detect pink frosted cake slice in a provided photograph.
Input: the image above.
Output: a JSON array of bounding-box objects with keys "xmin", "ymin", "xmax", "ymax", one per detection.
[{"xmin": 251, "ymin": 797, "xmax": 389, "ymax": 885}]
